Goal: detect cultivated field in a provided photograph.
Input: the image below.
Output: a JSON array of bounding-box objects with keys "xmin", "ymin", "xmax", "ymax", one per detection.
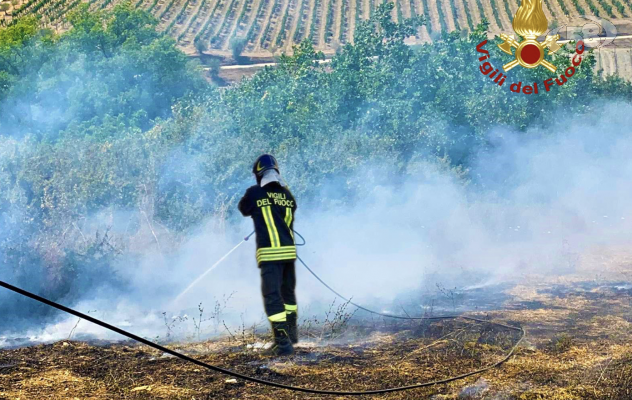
[
  {"xmin": 2, "ymin": 0, "xmax": 632, "ymax": 53},
  {"xmin": 2, "ymin": 0, "xmax": 632, "ymax": 77}
]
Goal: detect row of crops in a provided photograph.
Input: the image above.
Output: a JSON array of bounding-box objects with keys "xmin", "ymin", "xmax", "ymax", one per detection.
[
  {"xmin": 1, "ymin": 0, "xmax": 100, "ymax": 27},
  {"xmin": 2, "ymin": 0, "xmax": 632, "ymax": 54}
]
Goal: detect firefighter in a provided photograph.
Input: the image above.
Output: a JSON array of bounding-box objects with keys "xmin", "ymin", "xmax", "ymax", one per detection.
[{"xmin": 238, "ymin": 154, "xmax": 298, "ymax": 356}]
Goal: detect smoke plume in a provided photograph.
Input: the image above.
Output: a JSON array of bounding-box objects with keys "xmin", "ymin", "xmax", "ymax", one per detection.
[{"xmin": 3, "ymin": 100, "xmax": 632, "ymax": 347}]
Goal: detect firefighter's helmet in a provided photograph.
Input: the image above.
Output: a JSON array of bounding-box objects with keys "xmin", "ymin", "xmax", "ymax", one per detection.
[{"xmin": 252, "ymin": 154, "xmax": 279, "ymax": 177}]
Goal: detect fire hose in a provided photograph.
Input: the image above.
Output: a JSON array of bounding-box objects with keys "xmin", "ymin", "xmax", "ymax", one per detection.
[{"xmin": 0, "ymin": 231, "xmax": 525, "ymax": 396}]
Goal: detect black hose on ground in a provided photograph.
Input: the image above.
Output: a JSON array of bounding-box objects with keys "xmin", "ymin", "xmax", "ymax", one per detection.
[{"xmin": 0, "ymin": 231, "xmax": 525, "ymax": 396}]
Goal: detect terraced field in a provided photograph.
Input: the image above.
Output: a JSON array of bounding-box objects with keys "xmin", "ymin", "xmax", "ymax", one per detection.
[
  {"xmin": 596, "ymin": 45, "xmax": 632, "ymax": 78},
  {"xmin": 1, "ymin": 0, "xmax": 632, "ymax": 79}
]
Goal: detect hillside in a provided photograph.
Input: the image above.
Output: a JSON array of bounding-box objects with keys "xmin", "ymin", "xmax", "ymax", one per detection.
[{"xmin": 2, "ymin": 0, "xmax": 632, "ymax": 80}]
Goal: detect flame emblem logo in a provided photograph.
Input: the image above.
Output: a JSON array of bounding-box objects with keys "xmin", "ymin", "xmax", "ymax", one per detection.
[{"xmin": 498, "ymin": 0, "xmax": 561, "ymax": 72}]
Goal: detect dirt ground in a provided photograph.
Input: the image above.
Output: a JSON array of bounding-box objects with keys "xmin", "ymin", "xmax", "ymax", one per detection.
[{"xmin": 1, "ymin": 246, "xmax": 632, "ymax": 399}]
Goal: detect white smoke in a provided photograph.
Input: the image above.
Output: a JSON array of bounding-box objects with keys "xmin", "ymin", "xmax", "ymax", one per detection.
[{"xmin": 3, "ymin": 101, "xmax": 632, "ymax": 346}]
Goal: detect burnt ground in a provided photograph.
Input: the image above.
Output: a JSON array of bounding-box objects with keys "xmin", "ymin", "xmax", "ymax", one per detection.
[{"xmin": 1, "ymin": 247, "xmax": 632, "ymax": 400}]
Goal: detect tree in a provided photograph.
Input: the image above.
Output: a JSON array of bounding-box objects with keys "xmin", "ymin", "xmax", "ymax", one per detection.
[
  {"xmin": 0, "ymin": 16, "xmax": 39, "ymax": 79},
  {"xmin": 229, "ymin": 36, "xmax": 247, "ymax": 63},
  {"xmin": 208, "ymin": 58, "xmax": 222, "ymax": 79},
  {"xmin": 0, "ymin": 3, "xmax": 205, "ymax": 136},
  {"xmin": 194, "ymin": 36, "xmax": 207, "ymax": 54}
]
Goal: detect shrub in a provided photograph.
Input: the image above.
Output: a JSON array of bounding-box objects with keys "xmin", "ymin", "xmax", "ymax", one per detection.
[
  {"xmin": 230, "ymin": 36, "xmax": 247, "ymax": 61},
  {"xmin": 208, "ymin": 57, "xmax": 221, "ymax": 78},
  {"xmin": 194, "ymin": 36, "xmax": 208, "ymax": 53}
]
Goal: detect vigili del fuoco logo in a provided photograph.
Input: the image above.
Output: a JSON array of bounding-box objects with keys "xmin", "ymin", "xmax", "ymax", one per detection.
[{"xmin": 476, "ymin": 0, "xmax": 585, "ymax": 95}]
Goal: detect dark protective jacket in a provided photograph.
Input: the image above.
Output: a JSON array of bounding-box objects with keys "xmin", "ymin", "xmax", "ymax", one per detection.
[{"xmin": 238, "ymin": 182, "xmax": 297, "ymax": 265}]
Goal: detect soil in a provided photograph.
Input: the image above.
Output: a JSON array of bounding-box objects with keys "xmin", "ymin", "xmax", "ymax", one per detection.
[{"xmin": 1, "ymin": 246, "xmax": 631, "ymax": 399}]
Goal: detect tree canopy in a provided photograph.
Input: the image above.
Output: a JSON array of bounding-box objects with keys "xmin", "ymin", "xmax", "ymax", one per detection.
[{"xmin": 0, "ymin": 3, "xmax": 205, "ymax": 137}]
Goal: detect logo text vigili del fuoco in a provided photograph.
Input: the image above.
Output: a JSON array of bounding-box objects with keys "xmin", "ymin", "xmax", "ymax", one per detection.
[{"xmin": 475, "ymin": 0, "xmax": 585, "ymax": 95}]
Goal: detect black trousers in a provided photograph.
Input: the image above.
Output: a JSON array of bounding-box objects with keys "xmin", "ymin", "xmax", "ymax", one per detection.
[{"xmin": 260, "ymin": 261, "xmax": 297, "ymax": 321}]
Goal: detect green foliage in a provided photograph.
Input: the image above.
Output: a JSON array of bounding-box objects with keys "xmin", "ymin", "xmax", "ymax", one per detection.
[
  {"xmin": 210, "ymin": 0, "xmax": 237, "ymax": 48},
  {"xmin": 596, "ymin": 0, "xmax": 615, "ymax": 16},
  {"xmin": 197, "ymin": 0, "xmax": 222, "ymax": 44},
  {"xmin": 612, "ymin": 0, "xmax": 627, "ymax": 16},
  {"xmin": 408, "ymin": 0, "xmax": 416, "ymax": 19},
  {"xmin": 230, "ymin": 36, "xmax": 247, "ymax": 61},
  {"xmin": 422, "ymin": 0, "xmax": 434, "ymax": 33},
  {"xmin": 0, "ymin": 3, "xmax": 204, "ymax": 135},
  {"xmin": 448, "ymin": 0, "xmax": 461, "ymax": 32},
  {"xmin": 294, "ymin": 0, "xmax": 309, "ymax": 43},
  {"xmin": 100, "ymin": 0, "xmax": 115, "ymax": 10},
  {"xmin": 231, "ymin": 0, "xmax": 249, "ymax": 44},
  {"xmin": 435, "ymin": 0, "xmax": 449, "ymax": 33},
  {"xmin": 0, "ymin": 16, "xmax": 40, "ymax": 77},
  {"xmin": 472, "ymin": 1, "xmax": 485, "ymax": 32},
  {"xmin": 487, "ymin": 0, "xmax": 504, "ymax": 29},
  {"xmin": 325, "ymin": 0, "xmax": 336, "ymax": 43},
  {"xmin": 584, "ymin": 0, "xmax": 600, "ymax": 16},
  {"xmin": 46, "ymin": 0, "xmax": 72, "ymax": 22},
  {"xmin": 555, "ymin": 0, "xmax": 570, "ymax": 15},
  {"xmin": 339, "ymin": 0, "xmax": 348, "ymax": 43},
  {"xmin": 460, "ymin": 0, "xmax": 474, "ymax": 31},
  {"xmin": 147, "ymin": 0, "xmax": 159, "ymax": 13},
  {"xmin": 571, "ymin": 0, "xmax": 586, "ymax": 15},
  {"xmin": 356, "ymin": 0, "xmax": 364, "ymax": 39},
  {"xmin": 246, "ymin": 0, "xmax": 268, "ymax": 45},
  {"xmin": 158, "ymin": 0, "xmax": 177, "ymax": 20},
  {"xmin": 309, "ymin": 0, "xmax": 322, "ymax": 43},
  {"xmin": 181, "ymin": 0, "xmax": 210, "ymax": 42},
  {"xmin": 276, "ymin": 1, "xmax": 292, "ymax": 47},
  {"xmin": 207, "ymin": 57, "xmax": 221, "ymax": 78},
  {"xmin": 165, "ymin": 0, "xmax": 191, "ymax": 35},
  {"xmin": 194, "ymin": 35, "xmax": 208, "ymax": 53},
  {"xmin": 260, "ymin": 0, "xmax": 282, "ymax": 47},
  {"xmin": 502, "ymin": 0, "xmax": 512, "ymax": 27},
  {"xmin": 11, "ymin": 0, "xmax": 41, "ymax": 19}
]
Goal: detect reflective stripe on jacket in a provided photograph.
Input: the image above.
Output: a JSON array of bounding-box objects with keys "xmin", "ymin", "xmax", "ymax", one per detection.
[{"xmin": 238, "ymin": 182, "xmax": 297, "ymax": 265}]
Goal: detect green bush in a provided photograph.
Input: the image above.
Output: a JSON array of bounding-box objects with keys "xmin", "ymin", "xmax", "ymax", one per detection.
[
  {"xmin": 207, "ymin": 57, "xmax": 221, "ymax": 78},
  {"xmin": 0, "ymin": 4, "xmax": 204, "ymax": 134},
  {"xmin": 229, "ymin": 36, "xmax": 247, "ymax": 61}
]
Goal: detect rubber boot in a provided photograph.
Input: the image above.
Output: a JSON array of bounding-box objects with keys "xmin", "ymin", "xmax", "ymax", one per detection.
[
  {"xmin": 264, "ymin": 322, "xmax": 294, "ymax": 356},
  {"xmin": 286, "ymin": 312, "xmax": 298, "ymax": 344}
]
